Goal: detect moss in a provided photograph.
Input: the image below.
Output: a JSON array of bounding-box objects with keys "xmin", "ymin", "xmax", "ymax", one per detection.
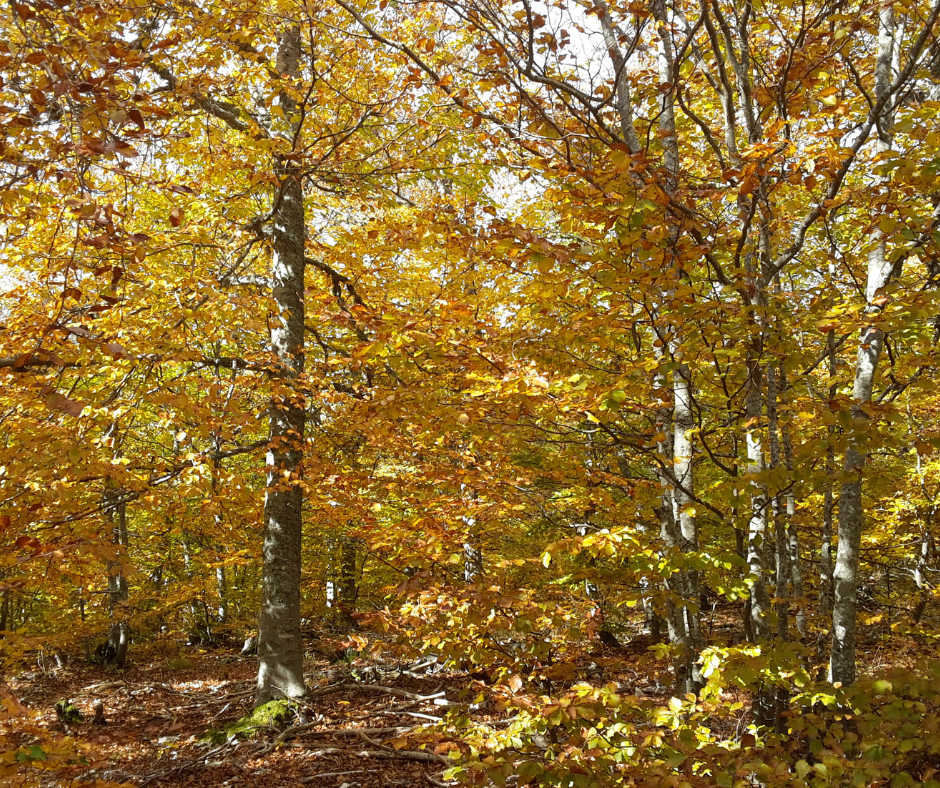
[
  {"xmin": 247, "ymin": 699, "xmax": 293, "ymax": 727},
  {"xmin": 201, "ymin": 699, "xmax": 294, "ymax": 744},
  {"xmin": 55, "ymin": 699, "xmax": 82, "ymax": 724}
]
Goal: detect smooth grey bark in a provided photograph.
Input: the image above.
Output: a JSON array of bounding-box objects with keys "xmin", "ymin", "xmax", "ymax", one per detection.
[
  {"xmin": 339, "ymin": 538, "xmax": 359, "ymax": 605},
  {"xmin": 768, "ymin": 365, "xmax": 790, "ymax": 642},
  {"xmin": 256, "ymin": 25, "xmax": 307, "ymax": 705},
  {"xmin": 325, "ymin": 537, "xmax": 358, "ymax": 627},
  {"xmin": 216, "ymin": 565, "xmax": 228, "ymax": 625},
  {"xmin": 913, "ymin": 524, "xmax": 934, "ymax": 623},
  {"xmin": 672, "ymin": 365, "xmax": 703, "ymax": 660},
  {"xmin": 106, "ymin": 500, "xmax": 130, "ymax": 667},
  {"xmin": 653, "ymin": 346, "xmax": 699, "ymax": 694},
  {"xmin": 461, "ymin": 482, "xmax": 482, "ymax": 583},
  {"xmin": 744, "ymin": 352, "xmax": 771, "ymax": 645},
  {"xmin": 652, "ymin": 0, "xmax": 702, "ymax": 694},
  {"xmin": 819, "ymin": 326, "xmax": 837, "ymax": 659},
  {"xmin": 830, "ymin": 6, "xmax": 897, "ymax": 687},
  {"xmin": 594, "ymin": 0, "xmax": 642, "ymax": 153},
  {"xmin": 782, "ymin": 414, "xmax": 806, "ymax": 641},
  {"xmin": 181, "ymin": 532, "xmax": 210, "ymax": 642}
]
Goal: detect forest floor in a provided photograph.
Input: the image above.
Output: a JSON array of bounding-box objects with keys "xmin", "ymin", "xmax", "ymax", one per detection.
[
  {"xmin": 5, "ymin": 632, "xmax": 673, "ymax": 788},
  {"xmin": 8, "ymin": 611, "xmax": 932, "ymax": 788}
]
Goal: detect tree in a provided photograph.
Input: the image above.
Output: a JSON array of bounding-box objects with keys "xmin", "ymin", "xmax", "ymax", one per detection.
[{"xmin": 8, "ymin": 0, "xmax": 940, "ymax": 783}]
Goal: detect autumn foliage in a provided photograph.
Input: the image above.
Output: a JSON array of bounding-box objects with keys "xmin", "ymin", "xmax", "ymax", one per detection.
[{"xmin": 4, "ymin": 0, "xmax": 940, "ymax": 784}]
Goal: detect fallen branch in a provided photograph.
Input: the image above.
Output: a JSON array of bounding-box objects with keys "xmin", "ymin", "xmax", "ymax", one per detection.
[
  {"xmin": 425, "ymin": 772, "xmax": 458, "ymax": 788},
  {"xmin": 137, "ymin": 743, "xmax": 233, "ymax": 788},
  {"xmin": 312, "ymin": 726, "xmax": 412, "ymax": 737},
  {"xmin": 300, "ymin": 769, "xmax": 378, "ymax": 784},
  {"xmin": 393, "ymin": 711, "xmax": 444, "ymax": 722},
  {"xmin": 258, "ymin": 723, "xmax": 413, "ymax": 755},
  {"xmin": 81, "ymin": 681, "xmax": 125, "ymax": 693},
  {"xmin": 292, "ymin": 745, "xmax": 450, "ymax": 765},
  {"xmin": 342, "ymin": 683, "xmax": 446, "ymax": 702}
]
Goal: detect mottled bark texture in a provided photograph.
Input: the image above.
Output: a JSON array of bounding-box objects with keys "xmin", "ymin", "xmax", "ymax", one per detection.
[
  {"xmin": 257, "ymin": 25, "xmax": 308, "ymax": 706},
  {"xmin": 830, "ymin": 6, "xmax": 896, "ymax": 687}
]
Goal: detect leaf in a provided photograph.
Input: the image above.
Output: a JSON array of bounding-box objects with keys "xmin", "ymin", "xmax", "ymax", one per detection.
[
  {"xmin": 45, "ymin": 392, "xmax": 84, "ymax": 417},
  {"xmin": 169, "ymin": 206, "xmax": 183, "ymax": 227},
  {"xmin": 739, "ymin": 175, "xmax": 759, "ymax": 195},
  {"xmin": 84, "ymin": 234, "xmax": 110, "ymax": 249},
  {"xmin": 114, "ymin": 142, "xmax": 139, "ymax": 158}
]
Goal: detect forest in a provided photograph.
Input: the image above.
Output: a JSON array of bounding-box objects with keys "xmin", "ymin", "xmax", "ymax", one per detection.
[{"xmin": 3, "ymin": 0, "xmax": 940, "ymax": 784}]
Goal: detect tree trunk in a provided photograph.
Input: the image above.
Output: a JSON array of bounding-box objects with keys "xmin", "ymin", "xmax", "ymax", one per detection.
[
  {"xmin": 768, "ymin": 365, "xmax": 790, "ymax": 642},
  {"xmin": 745, "ymin": 349, "xmax": 771, "ymax": 645},
  {"xmin": 652, "ymin": 0, "xmax": 702, "ymax": 695},
  {"xmin": 106, "ymin": 500, "xmax": 130, "ymax": 667},
  {"xmin": 782, "ymin": 413, "xmax": 806, "ymax": 641},
  {"xmin": 817, "ymin": 325, "xmax": 837, "ymax": 665},
  {"xmin": 256, "ymin": 25, "xmax": 308, "ymax": 706},
  {"xmin": 912, "ymin": 525, "xmax": 933, "ymax": 623},
  {"xmin": 830, "ymin": 6, "xmax": 897, "ymax": 687}
]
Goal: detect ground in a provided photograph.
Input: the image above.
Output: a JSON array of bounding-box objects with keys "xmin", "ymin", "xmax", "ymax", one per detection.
[
  {"xmin": 7, "ymin": 610, "xmax": 928, "ymax": 788},
  {"xmin": 4, "ymin": 633, "xmax": 670, "ymax": 788}
]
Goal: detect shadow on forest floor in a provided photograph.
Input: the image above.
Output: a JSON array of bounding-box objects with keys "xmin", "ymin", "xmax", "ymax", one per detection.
[{"xmin": 7, "ymin": 632, "xmax": 680, "ymax": 788}]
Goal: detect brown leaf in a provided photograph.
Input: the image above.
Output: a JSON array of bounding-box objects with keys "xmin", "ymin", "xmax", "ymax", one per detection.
[
  {"xmin": 46, "ymin": 392, "xmax": 84, "ymax": 417},
  {"xmin": 115, "ymin": 142, "xmax": 139, "ymax": 158},
  {"xmin": 84, "ymin": 234, "xmax": 110, "ymax": 249},
  {"xmin": 60, "ymin": 325, "xmax": 93, "ymax": 338},
  {"xmin": 739, "ymin": 175, "xmax": 758, "ymax": 196},
  {"xmin": 169, "ymin": 206, "xmax": 183, "ymax": 227}
]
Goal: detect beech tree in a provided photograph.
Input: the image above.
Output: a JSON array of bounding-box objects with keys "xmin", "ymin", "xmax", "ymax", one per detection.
[{"xmin": 7, "ymin": 0, "xmax": 940, "ymax": 784}]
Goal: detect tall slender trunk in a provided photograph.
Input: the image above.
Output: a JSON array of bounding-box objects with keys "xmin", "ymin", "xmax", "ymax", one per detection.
[
  {"xmin": 655, "ymin": 355, "xmax": 696, "ymax": 690},
  {"xmin": 106, "ymin": 499, "xmax": 130, "ymax": 667},
  {"xmin": 768, "ymin": 365, "xmax": 790, "ymax": 642},
  {"xmin": 257, "ymin": 25, "xmax": 308, "ymax": 705},
  {"xmin": 818, "ymin": 327, "xmax": 836, "ymax": 664},
  {"xmin": 1, "ymin": 585, "xmax": 10, "ymax": 633},
  {"xmin": 830, "ymin": 6, "xmax": 897, "ymax": 686},
  {"xmin": 781, "ymin": 408, "xmax": 806, "ymax": 641},
  {"xmin": 913, "ymin": 523, "xmax": 933, "ymax": 623},
  {"xmin": 745, "ymin": 348, "xmax": 771, "ymax": 645},
  {"xmin": 652, "ymin": 0, "xmax": 702, "ymax": 695},
  {"xmin": 672, "ymin": 365, "xmax": 703, "ymax": 664}
]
